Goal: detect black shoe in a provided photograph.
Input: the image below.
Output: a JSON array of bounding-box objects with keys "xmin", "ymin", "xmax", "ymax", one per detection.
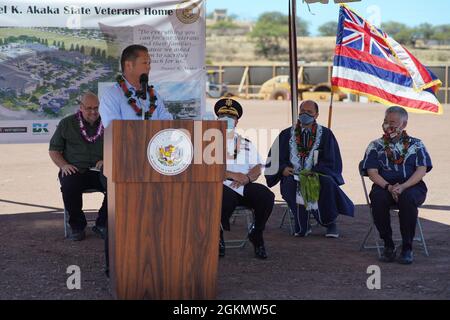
[
  {"xmin": 294, "ymin": 226, "xmax": 312, "ymax": 237},
  {"xmin": 248, "ymin": 230, "xmax": 267, "ymax": 260},
  {"xmin": 219, "ymin": 231, "xmax": 225, "ymax": 257},
  {"xmin": 325, "ymin": 223, "xmax": 339, "ymax": 238},
  {"xmin": 92, "ymin": 225, "xmax": 107, "ymax": 239},
  {"xmin": 69, "ymin": 229, "xmax": 86, "ymax": 241},
  {"xmin": 219, "ymin": 238, "xmax": 225, "ymax": 257},
  {"xmin": 379, "ymin": 246, "xmax": 396, "ymax": 262},
  {"xmin": 397, "ymin": 249, "xmax": 414, "ymax": 265}
]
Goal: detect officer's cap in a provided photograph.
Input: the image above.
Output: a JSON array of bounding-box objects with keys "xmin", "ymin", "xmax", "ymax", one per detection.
[{"xmin": 214, "ymin": 98, "xmax": 243, "ymax": 119}]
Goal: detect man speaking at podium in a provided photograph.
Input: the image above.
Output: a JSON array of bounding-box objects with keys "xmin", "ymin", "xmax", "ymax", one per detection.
[
  {"xmin": 99, "ymin": 44, "xmax": 172, "ymax": 277},
  {"xmin": 99, "ymin": 44, "xmax": 173, "ymax": 127}
]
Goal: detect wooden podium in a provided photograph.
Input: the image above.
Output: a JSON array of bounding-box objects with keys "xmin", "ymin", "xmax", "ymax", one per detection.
[{"xmin": 104, "ymin": 120, "xmax": 225, "ymax": 299}]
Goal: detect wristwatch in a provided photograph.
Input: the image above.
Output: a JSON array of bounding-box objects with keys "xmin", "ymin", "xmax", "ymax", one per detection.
[{"xmin": 384, "ymin": 183, "xmax": 390, "ymax": 190}]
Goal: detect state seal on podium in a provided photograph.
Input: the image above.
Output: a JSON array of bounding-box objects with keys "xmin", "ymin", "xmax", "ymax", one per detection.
[{"xmin": 147, "ymin": 129, "xmax": 193, "ymax": 175}]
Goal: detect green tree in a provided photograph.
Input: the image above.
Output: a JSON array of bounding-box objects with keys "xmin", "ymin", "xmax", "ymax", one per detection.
[
  {"xmin": 431, "ymin": 24, "xmax": 450, "ymax": 44},
  {"xmin": 381, "ymin": 21, "xmax": 410, "ymax": 38},
  {"xmin": 70, "ymin": 43, "xmax": 74, "ymax": 51},
  {"xmin": 318, "ymin": 21, "xmax": 338, "ymax": 37},
  {"xmin": 381, "ymin": 21, "xmax": 414, "ymax": 45},
  {"xmin": 75, "ymin": 44, "xmax": 80, "ymax": 51},
  {"xmin": 415, "ymin": 23, "xmax": 434, "ymax": 40},
  {"xmin": 80, "ymin": 45, "xmax": 85, "ymax": 54},
  {"xmin": 90, "ymin": 47, "xmax": 96, "ymax": 56},
  {"xmin": 209, "ymin": 20, "xmax": 239, "ymax": 30},
  {"xmin": 250, "ymin": 11, "xmax": 309, "ymax": 58},
  {"xmin": 396, "ymin": 28, "xmax": 417, "ymax": 45}
]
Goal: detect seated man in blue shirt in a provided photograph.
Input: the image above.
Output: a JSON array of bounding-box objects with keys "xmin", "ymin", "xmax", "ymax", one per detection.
[
  {"xmin": 362, "ymin": 106, "xmax": 432, "ymax": 265},
  {"xmin": 99, "ymin": 44, "xmax": 173, "ymax": 127}
]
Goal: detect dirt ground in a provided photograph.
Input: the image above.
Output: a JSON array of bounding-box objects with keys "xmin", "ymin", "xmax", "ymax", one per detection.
[{"xmin": 0, "ymin": 101, "xmax": 449, "ymax": 300}]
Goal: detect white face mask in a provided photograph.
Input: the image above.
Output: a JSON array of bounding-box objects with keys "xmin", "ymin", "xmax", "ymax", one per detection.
[
  {"xmin": 219, "ymin": 116, "xmax": 236, "ymax": 130},
  {"xmin": 383, "ymin": 123, "xmax": 402, "ymax": 139}
]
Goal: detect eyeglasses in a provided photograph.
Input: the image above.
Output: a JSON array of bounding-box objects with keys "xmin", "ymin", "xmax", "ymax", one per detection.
[{"xmin": 81, "ymin": 104, "xmax": 99, "ymax": 112}]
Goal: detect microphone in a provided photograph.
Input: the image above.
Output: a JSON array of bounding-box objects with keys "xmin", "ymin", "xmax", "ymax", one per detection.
[{"xmin": 137, "ymin": 73, "xmax": 148, "ymax": 100}]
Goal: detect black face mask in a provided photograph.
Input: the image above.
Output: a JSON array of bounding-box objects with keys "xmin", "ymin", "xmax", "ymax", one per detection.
[{"xmin": 298, "ymin": 113, "xmax": 315, "ymax": 125}]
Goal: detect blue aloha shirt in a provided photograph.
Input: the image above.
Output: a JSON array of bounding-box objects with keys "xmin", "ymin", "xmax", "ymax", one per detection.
[{"xmin": 362, "ymin": 135, "xmax": 432, "ymax": 184}]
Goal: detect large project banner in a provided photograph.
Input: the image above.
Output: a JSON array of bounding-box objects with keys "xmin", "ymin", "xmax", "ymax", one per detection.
[{"xmin": 0, "ymin": 0, "xmax": 205, "ymax": 143}]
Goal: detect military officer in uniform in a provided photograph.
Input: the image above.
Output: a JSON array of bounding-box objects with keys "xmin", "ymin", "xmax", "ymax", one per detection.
[{"xmin": 215, "ymin": 98, "xmax": 275, "ymax": 259}]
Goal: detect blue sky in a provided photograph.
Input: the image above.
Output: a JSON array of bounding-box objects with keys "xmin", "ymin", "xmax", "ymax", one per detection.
[{"xmin": 205, "ymin": 0, "xmax": 450, "ymax": 35}]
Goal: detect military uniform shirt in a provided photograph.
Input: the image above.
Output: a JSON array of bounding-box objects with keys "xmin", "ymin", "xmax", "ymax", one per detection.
[{"xmin": 224, "ymin": 133, "xmax": 262, "ymax": 196}]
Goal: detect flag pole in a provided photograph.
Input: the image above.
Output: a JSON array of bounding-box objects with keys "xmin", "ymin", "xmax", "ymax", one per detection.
[
  {"xmin": 289, "ymin": 0, "xmax": 299, "ymax": 125},
  {"xmin": 327, "ymin": 92, "xmax": 334, "ymax": 128}
]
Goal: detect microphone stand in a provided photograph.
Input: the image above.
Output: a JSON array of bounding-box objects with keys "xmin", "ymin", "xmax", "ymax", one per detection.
[
  {"xmin": 138, "ymin": 73, "xmax": 149, "ymax": 120},
  {"xmin": 141, "ymin": 94, "xmax": 145, "ymax": 120},
  {"xmin": 137, "ymin": 86, "xmax": 148, "ymax": 120}
]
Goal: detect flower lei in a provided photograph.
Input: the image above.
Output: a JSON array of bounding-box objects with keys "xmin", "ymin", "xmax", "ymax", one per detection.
[
  {"xmin": 382, "ymin": 130, "xmax": 410, "ymax": 165},
  {"xmin": 295, "ymin": 121, "xmax": 317, "ymax": 158},
  {"xmin": 76, "ymin": 110, "xmax": 104, "ymax": 143},
  {"xmin": 116, "ymin": 74, "xmax": 157, "ymax": 119}
]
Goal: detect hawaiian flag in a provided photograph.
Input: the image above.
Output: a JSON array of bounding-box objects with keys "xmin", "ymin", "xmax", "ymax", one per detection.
[{"xmin": 332, "ymin": 5, "xmax": 443, "ymax": 114}]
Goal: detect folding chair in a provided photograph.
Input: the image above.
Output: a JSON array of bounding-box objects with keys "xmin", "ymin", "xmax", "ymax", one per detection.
[
  {"xmin": 278, "ymin": 200, "xmax": 318, "ymax": 235},
  {"xmin": 279, "ymin": 202, "xmax": 295, "ymax": 235},
  {"xmin": 223, "ymin": 205, "xmax": 254, "ymax": 249},
  {"xmin": 64, "ymin": 188, "xmax": 105, "ymax": 238},
  {"xmin": 358, "ymin": 160, "xmax": 429, "ymax": 257}
]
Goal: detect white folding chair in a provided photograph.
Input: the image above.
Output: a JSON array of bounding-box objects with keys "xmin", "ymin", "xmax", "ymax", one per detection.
[{"xmin": 358, "ymin": 160, "xmax": 429, "ymax": 257}]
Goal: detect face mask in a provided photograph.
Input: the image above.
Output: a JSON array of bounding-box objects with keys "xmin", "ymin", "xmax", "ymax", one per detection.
[
  {"xmin": 298, "ymin": 113, "xmax": 315, "ymax": 126},
  {"xmin": 383, "ymin": 123, "xmax": 402, "ymax": 139},
  {"xmin": 220, "ymin": 116, "xmax": 235, "ymax": 130}
]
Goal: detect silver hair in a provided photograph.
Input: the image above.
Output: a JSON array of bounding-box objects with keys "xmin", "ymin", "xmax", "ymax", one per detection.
[
  {"xmin": 79, "ymin": 91, "xmax": 98, "ymax": 105},
  {"xmin": 385, "ymin": 106, "xmax": 408, "ymax": 122}
]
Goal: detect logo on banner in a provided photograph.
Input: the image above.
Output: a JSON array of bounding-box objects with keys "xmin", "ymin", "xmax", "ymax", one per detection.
[
  {"xmin": 176, "ymin": 0, "xmax": 201, "ymax": 24},
  {"xmin": 32, "ymin": 123, "xmax": 49, "ymax": 134},
  {"xmin": 147, "ymin": 129, "xmax": 193, "ymax": 175}
]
